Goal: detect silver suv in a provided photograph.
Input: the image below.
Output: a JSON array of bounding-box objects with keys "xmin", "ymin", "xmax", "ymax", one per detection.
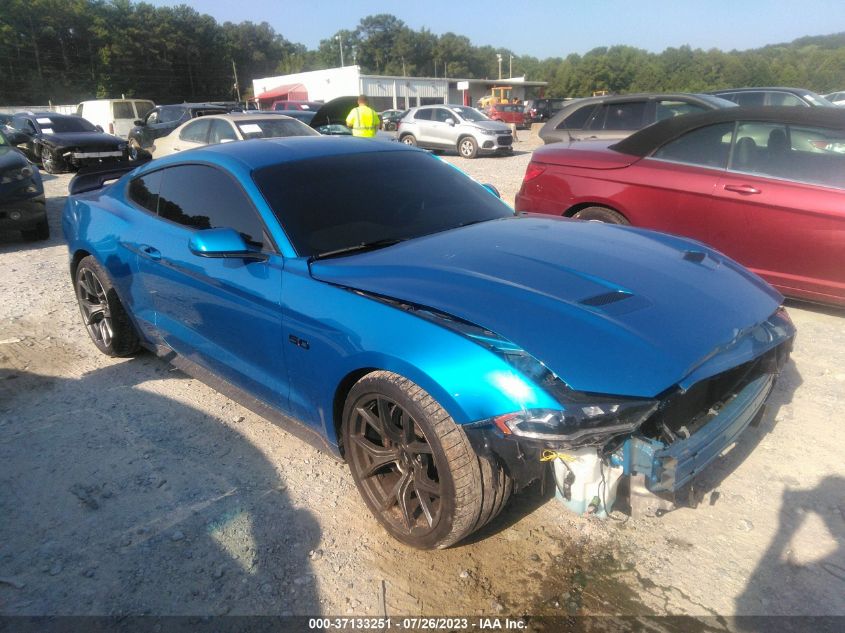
[{"xmin": 397, "ymin": 105, "xmax": 513, "ymax": 158}]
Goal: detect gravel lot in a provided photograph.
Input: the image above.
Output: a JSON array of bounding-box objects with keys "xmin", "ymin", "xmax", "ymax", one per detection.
[{"xmin": 1, "ymin": 131, "xmax": 843, "ymax": 625}]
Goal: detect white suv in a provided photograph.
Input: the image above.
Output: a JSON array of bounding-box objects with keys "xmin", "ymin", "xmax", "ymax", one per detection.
[{"xmin": 397, "ymin": 105, "xmax": 513, "ymax": 158}]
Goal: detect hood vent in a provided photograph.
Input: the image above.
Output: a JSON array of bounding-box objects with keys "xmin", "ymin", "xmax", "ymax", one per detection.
[{"xmin": 579, "ymin": 290, "xmax": 633, "ymax": 307}]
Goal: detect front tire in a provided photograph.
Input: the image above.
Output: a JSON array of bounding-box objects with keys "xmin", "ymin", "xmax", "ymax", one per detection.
[
  {"xmin": 458, "ymin": 136, "xmax": 478, "ymax": 159},
  {"xmin": 128, "ymin": 138, "xmax": 147, "ymax": 161},
  {"xmin": 74, "ymin": 256, "xmax": 140, "ymax": 357},
  {"xmin": 40, "ymin": 148, "xmax": 64, "ymax": 174},
  {"xmin": 400, "ymin": 134, "xmax": 417, "ymax": 146},
  {"xmin": 343, "ymin": 371, "xmax": 511, "ymax": 549},
  {"xmin": 571, "ymin": 206, "xmax": 629, "ymax": 225}
]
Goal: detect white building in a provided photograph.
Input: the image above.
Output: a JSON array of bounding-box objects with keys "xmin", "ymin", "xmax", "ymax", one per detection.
[{"xmin": 252, "ymin": 66, "xmax": 547, "ymax": 111}]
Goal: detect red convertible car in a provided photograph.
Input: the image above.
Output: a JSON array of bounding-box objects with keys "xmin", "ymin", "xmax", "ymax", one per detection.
[{"xmin": 516, "ymin": 107, "xmax": 845, "ymax": 307}]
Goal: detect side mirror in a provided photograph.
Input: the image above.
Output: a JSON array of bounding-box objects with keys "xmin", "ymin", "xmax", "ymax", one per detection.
[
  {"xmin": 6, "ymin": 131, "xmax": 30, "ymax": 145},
  {"xmin": 445, "ymin": 118, "xmax": 455, "ymax": 126},
  {"xmin": 134, "ymin": 119, "xmax": 144, "ymax": 126},
  {"xmin": 188, "ymin": 228, "xmax": 267, "ymax": 261},
  {"xmin": 482, "ymin": 184, "xmax": 501, "ymax": 198}
]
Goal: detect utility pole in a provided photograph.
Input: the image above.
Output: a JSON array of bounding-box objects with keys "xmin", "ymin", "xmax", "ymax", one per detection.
[
  {"xmin": 336, "ymin": 35, "xmax": 344, "ymax": 67},
  {"xmin": 232, "ymin": 59, "xmax": 241, "ymax": 102},
  {"xmin": 496, "ymin": 53, "xmax": 502, "ymax": 80},
  {"xmin": 509, "ymin": 55, "xmax": 513, "ymax": 78}
]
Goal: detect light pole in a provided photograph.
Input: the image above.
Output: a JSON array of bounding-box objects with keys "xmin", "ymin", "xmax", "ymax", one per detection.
[
  {"xmin": 496, "ymin": 53, "xmax": 502, "ymax": 80},
  {"xmin": 509, "ymin": 55, "xmax": 513, "ymax": 78},
  {"xmin": 336, "ymin": 34, "xmax": 344, "ymax": 67}
]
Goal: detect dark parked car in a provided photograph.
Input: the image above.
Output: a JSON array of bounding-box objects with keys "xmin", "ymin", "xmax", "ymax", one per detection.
[
  {"xmin": 524, "ymin": 98, "xmax": 568, "ymax": 123},
  {"xmin": 64, "ymin": 137, "xmax": 794, "ymax": 548},
  {"xmin": 271, "ymin": 100, "xmax": 323, "ymax": 112},
  {"xmin": 0, "ymin": 128, "xmax": 47, "ymax": 241},
  {"xmin": 380, "ymin": 109, "xmax": 407, "ymax": 131},
  {"xmin": 710, "ymin": 87, "xmax": 836, "ymax": 108},
  {"xmin": 517, "ymin": 106, "xmax": 845, "ymax": 307},
  {"xmin": 127, "ymin": 103, "xmax": 229, "ymax": 159},
  {"xmin": 539, "ymin": 93, "xmax": 737, "ymax": 144},
  {"xmin": 8, "ymin": 112, "xmax": 127, "ymax": 174}
]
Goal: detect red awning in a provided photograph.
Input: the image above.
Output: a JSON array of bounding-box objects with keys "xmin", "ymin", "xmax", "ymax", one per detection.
[{"xmin": 255, "ymin": 83, "xmax": 308, "ymax": 101}]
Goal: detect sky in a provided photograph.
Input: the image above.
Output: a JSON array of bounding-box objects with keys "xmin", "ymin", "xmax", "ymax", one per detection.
[{"xmin": 147, "ymin": 0, "xmax": 845, "ymax": 60}]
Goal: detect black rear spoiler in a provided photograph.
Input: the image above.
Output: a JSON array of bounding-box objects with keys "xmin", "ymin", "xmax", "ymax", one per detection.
[{"xmin": 69, "ymin": 159, "xmax": 148, "ymax": 195}]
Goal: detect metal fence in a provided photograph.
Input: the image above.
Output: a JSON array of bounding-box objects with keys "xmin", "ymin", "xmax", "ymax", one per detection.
[{"xmin": 0, "ymin": 104, "xmax": 77, "ymax": 115}]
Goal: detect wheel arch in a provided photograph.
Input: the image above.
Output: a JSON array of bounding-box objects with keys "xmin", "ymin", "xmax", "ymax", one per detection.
[
  {"xmin": 69, "ymin": 248, "xmax": 92, "ymax": 282},
  {"xmin": 563, "ymin": 201, "xmax": 628, "ymax": 220}
]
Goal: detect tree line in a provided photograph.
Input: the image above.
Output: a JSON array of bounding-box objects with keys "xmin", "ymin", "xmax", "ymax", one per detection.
[{"xmin": 2, "ymin": 0, "xmax": 844, "ymax": 106}]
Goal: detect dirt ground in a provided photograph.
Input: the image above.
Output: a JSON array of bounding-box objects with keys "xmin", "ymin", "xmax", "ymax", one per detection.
[{"xmin": 1, "ymin": 133, "xmax": 843, "ymax": 626}]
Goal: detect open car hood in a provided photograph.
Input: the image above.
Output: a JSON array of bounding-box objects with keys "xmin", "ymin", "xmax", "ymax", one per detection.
[
  {"xmin": 310, "ymin": 215, "xmax": 790, "ymax": 398},
  {"xmin": 309, "ymin": 96, "xmax": 359, "ymax": 129}
]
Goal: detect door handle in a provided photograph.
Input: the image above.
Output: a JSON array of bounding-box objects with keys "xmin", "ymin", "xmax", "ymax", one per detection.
[
  {"xmin": 139, "ymin": 244, "xmax": 161, "ymax": 261},
  {"xmin": 724, "ymin": 184, "xmax": 761, "ymax": 195}
]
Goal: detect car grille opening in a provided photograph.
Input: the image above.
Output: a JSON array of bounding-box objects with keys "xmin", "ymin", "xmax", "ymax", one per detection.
[
  {"xmin": 579, "ymin": 290, "xmax": 633, "ymax": 307},
  {"xmin": 640, "ymin": 345, "xmax": 785, "ymax": 445}
]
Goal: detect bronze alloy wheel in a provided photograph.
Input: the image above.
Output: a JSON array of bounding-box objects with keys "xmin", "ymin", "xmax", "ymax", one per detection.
[{"xmin": 347, "ymin": 393, "xmax": 443, "ymax": 537}]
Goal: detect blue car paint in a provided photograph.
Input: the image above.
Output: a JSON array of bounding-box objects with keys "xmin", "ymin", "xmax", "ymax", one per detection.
[
  {"xmin": 310, "ymin": 215, "xmax": 785, "ymax": 398},
  {"xmin": 63, "ymin": 138, "xmax": 793, "ymax": 468}
]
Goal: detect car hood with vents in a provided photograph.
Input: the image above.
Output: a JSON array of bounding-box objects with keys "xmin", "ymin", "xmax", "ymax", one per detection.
[{"xmin": 309, "ymin": 215, "xmax": 789, "ymax": 397}]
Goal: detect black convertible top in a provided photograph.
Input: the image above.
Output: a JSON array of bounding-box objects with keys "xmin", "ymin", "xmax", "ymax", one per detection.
[{"xmin": 611, "ymin": 106, "xmax": 845, "ymax": 157}]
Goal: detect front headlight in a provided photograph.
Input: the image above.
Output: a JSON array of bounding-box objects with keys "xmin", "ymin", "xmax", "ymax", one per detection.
[
  {"xmin": 491, "ymin": 399, "xmax": 657, "ymax": 444},
  {"xmin": 475, "ymin": 127, "xmax": 496, "ymax": 136},
  {"xmin": 1, "ymin": 166, "xmax": 33, "ymax": 184}
]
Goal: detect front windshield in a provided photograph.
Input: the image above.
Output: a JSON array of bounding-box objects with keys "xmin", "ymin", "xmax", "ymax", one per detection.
[
  {"xmin": 449, "ymin": 106, "xmax": 489, "ymax": 122},
  {"xmin": 235, "ymin": 118, "xmax": 319, "ymax": 139},
  {"xmin": 36, "ymin": 116, "xmax": 97, "ymax": 133},
  {"xmin": 253, "ymin": 150, "xmax": 514, "ymax": 257}
]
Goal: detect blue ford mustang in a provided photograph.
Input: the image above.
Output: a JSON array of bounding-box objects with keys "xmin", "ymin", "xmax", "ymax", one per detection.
[{"xmin": 63, "ymin": 137, "xmax": 795, "ymax": 549}]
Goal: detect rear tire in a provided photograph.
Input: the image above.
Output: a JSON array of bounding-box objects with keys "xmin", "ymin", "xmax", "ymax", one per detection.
[
  {"xmin": 572, "ymin": 206, "xmax": 629, "ymax": 225},
  {"xmin": 343, "ymin": 371, "xmax": 511, "ymax": 549},
  {"xmin": 74, "ymin": 256, "xmax": 140, "ymax": 357},
  {"xmin": 21, "ymin": 219, "xmax": 49, "ymax": 241}
]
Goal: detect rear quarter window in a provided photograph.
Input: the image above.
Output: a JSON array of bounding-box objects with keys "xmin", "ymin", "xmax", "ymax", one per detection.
[{"xmin": 113, "ymin": 102, "xmax": 134, "ymax": 119}]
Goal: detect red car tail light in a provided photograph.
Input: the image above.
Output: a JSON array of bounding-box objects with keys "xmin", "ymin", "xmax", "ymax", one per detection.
[{"xmin": 522, "ymin": 162, "xmax": 547, "ymax": 183}]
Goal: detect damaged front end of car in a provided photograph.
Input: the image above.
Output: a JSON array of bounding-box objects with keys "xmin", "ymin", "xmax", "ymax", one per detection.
[{"xmin": 461, "ymin": 307, "xmax": 795, "ymax": 514}]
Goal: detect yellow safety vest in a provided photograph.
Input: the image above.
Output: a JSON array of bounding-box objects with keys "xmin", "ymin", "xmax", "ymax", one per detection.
[{"xmin": 346, "ymin": 105, "xmax": 380, "ymax": 138}]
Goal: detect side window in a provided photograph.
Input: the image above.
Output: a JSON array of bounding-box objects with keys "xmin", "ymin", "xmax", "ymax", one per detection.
[
  {"xmin": 127, "ymin": 170, "xmax": 164, "ymax": 214},
  {"xmin": 768, "ymin": 92, "xmax": 803, "ymax": 107},
  {"xmin": 113, "ymin": 102, "xmax": 134, "ymax": 119},
  {"xmin": 414, "ymin": 109, "xmax": 432, "ymax": 121},
  {"xmin": 735, "ymin": 92, "xmax": 765, "ymax": 107},
  {"xmin": 434, "ymin": 109, "xmax": 454, "ymax": 123},
  {"xmin": 603, "ymin": 101, "xmax": 646, "ymax": 131},
  {"xmin": 208, "ymin": 119, "xmax": 238, "ymax": 144},
  {"xmin": 12, "ymin": 117, "xmax": 36, "ymax": 134},
  {"xmin": 157, "ymin": 107, "xmax": 177, "ymax": 124},
  {"xmin": 157, "ymin": 165, "xmax": 265, "ymax": 246},
  {"xmin": 134, "ymin": 101, "xmax": 154, "ymax": 118},
  {"xmin": 656, "ymin": 100, "xmax": 708, "ymax": 121},
  {"xmin": 732, "ymin": 121, "xmax": 845, "ymax": 188},
  {"xmin": 179, "ymin": 119, "xmax": 211, "ymax": 143},
  {"xmin": 652, "ymin": 122, "xmax": 734, "ymax": 169},
  {"xmin": 558, "ymin": 104, "xmax": 595, "ymax": 130}
]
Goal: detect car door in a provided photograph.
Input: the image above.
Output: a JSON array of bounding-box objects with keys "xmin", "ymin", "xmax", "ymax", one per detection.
[
  {"xmin": 713, "ymin": 120, "xmax": 845, "ymax": 302},
  {"xmin": 428, "ymin": 107, "xmax": 459, "ymax": 147},
  {"xmin": 143, "ymin": 107, "xmax": 175, "ymax": 144},
  {"xmin": 411, "ymin": 108, "xmax": 435, "ymax": 145},
  {"xmin": 130, "ymin": 163, "xmax": 288, "ymax": 410},
  {"xmin": 620, "ymin": 121, "xmax": 738, "ymax": 248}
]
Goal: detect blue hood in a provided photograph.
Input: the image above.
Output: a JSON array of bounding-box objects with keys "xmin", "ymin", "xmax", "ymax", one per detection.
[{"xmin": 310, "ymin": 215, "xmax": 787, "ymax": 397}]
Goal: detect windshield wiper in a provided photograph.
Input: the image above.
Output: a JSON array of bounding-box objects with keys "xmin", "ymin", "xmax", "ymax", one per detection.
[{"xmin": 310, "ymin": 238, "xmax": 406, "ymax": 261}]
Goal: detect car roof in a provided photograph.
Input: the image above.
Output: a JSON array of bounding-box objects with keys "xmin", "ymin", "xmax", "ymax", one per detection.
[
  {"xmin": 710, "ymin": 87, "xmax": 815, "ymax": 93},
  {"xmin": 611, "ymin": 106, "xmax": 845, "ymax": 157},
  {"xmin": 194, "ymin": 113, "xmax": 296, "ymax": 122},
  {"xmin": 146, "ymin": 136, "xmax": 416, "ymax": 171}
]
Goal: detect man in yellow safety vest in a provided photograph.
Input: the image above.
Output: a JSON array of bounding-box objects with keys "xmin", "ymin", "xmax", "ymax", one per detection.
[{"xmin": 345, "ymin": 95, "xmax": 380, "ymax": 138}]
